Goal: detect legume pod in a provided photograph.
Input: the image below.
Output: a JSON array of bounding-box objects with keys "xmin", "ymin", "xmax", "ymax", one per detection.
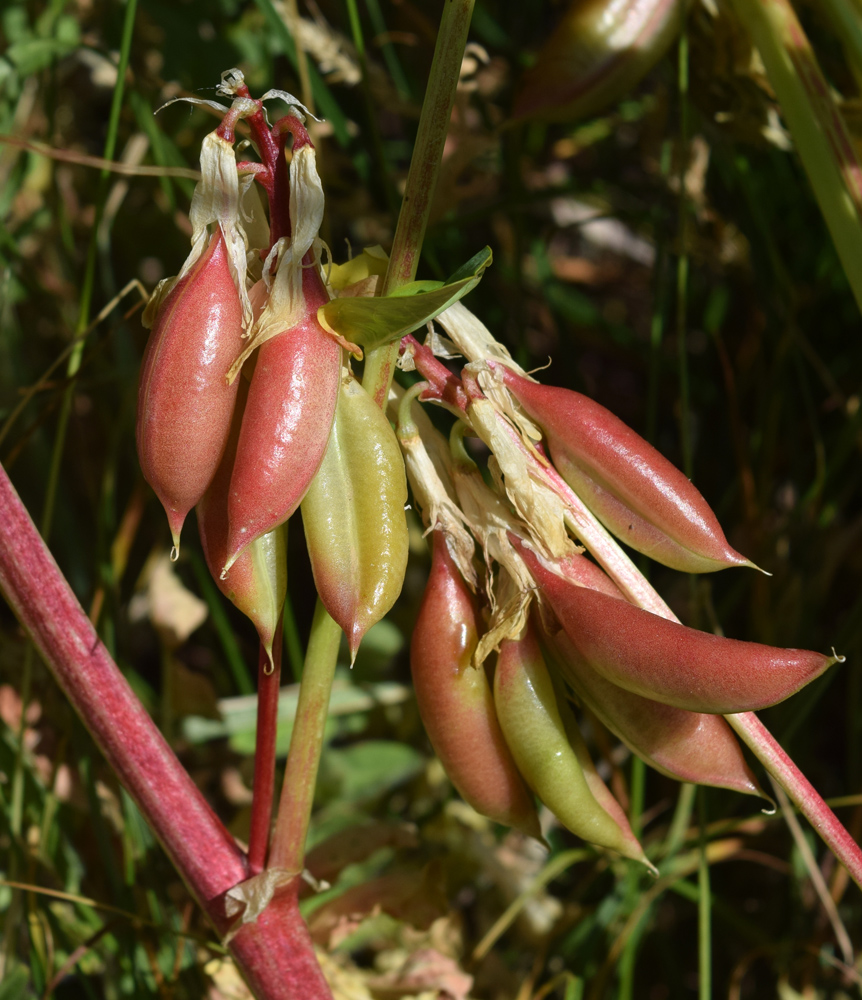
[
  {"xmin": 224, "ymin": 268, "xmax": 340, "ymax": 572},
  {"xmin": 411, "ymin": 532, "xmax": 541, "ymax": 839},
  {"xmin": 495, "ymin": 625, "xmax": 649, "ymax": 865},
  {"xmin": 539, "ymin": 622, "xmax": 763, "ymax": 796},
  {"xmin": 488, "ymin": 361, "xmax": 753, "ymax": 574},
  {"xmin": 301, "ymin": 370, "xmax": 409, "ymax": 661},
  {"xmin": 197, "ymin": 378, "xmax": 286, "ymax": 668},
  {"xmin": 137, "ymin": 231, "xmax": 244, "ymax": 552},
  {"xmin": 519, "ymin": 542, "xmax": 836, "ymax": 714}
]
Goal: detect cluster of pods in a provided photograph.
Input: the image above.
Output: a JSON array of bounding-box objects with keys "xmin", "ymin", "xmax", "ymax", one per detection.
[
  {"xmin": 400, "ymin": 342, "xmax": 838, "ymax": 865},
  {"xmin": 136, "ymin": 72, "xmax": 408, "ymax": 670},
  {"xmin": 137, "ymin": 72, "xmax": 838, "ymax": 866}
]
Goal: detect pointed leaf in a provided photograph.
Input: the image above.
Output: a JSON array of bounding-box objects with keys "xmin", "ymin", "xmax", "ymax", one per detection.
[{"xmin": 319, "ymin": 248, "xmax": 492, "ymax": 351}]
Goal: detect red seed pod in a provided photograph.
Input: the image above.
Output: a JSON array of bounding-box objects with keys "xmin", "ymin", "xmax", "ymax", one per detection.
[
  {"xmin": 542, "ymin": 622, "xmax": 764, "ymax": 798},
  {"xmin": 137, "ymin": 230, "xmax": 245, "ymax": 551},
  {"xmin": 197, "ymin": 377, "xmax": 286, "ymax": 668},
  {"xmin": 519, "ymin": 543, "xmax": 836, "ymax": 714},
  {"xmin": 489, "ymin": 362, "xmax": 753, "ymax": 574},
  {"xmin": 224, "ymin": 274, "xmax": 340, "ymax": 572},
  {"xmin": 411, "ymin": 532, "xmax": 541, "ymax": 839}
]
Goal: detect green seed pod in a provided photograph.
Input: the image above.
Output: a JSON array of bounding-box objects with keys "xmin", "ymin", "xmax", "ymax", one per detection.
[
  {"xmin": 495, "ymin": 625, "xmax": 649, "ymax": 866},
  {"xmin": 301, "ymin": 370, "xmax": 409, "ymax": 661}
]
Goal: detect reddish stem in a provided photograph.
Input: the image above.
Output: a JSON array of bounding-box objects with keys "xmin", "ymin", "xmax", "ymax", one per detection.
[
  {"xmin": 0, "ymin": 462, "xmax": 332, "ymax": 998},
  {"xmin": 400, "ymin": 334, "xmax": 469, "ymax": 412},
  {"xmin": 727, "ymin": 711, "xmax": 862, "ymax": 890},
  {"xmin": 248, "ymin": 626, "xmax": 284, "ymax": 875}
]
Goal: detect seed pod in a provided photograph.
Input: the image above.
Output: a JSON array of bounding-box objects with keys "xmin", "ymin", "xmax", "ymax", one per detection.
[
  {"xmin": 411, "ymin": 532, "xmax": 541, "ymax": 839},
  {"xmin": 541, "ymin": 623, "xmax": 764, "ymax": 797},
  {"xmin": 137, "ymin": 230, "xmax": 245, "ymax": 552},
  {"xmin": 495, "ymin": 625, "xmax": 649, "ymax": 865},
  {"xmin": 553, "ymin": 679, "xmax": 649, "ymax": 867},
  {"xmin": 197, "ymin": 378, "xmax": 287, "ymax": 668},
  {"xmin": 513, "ymin": 0, "xmax": 681, "ymax": 124},
  {"xmin": 488, "ymin": 362, "xmax": 753, "ymax": 574},
  {"xmin": 302, "ymin": 371, "xmax": 409, "ymax": 661},
  {"xmin": 519, "ymin": 542, "xmax": 836, "ymax": 714},
  {"xmin": 224, "ymin": 277, "xmax": 340, "ymax": 571}
]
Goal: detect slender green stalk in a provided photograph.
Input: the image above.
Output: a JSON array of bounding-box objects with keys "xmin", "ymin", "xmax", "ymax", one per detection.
[
  {"xmin": 190, "ymin": 553, "xmax": 254, "ymax": 696},
  {"xmin": 363, "ymin": 0, "xmax": 475, "ymax": 405},
  {"xmin": 729, "ymin": 0, "xmax": 862, "ymax": 315},
  {"xmin": 267, "ymin": 600, "xmax": 341, "ymax": 873},
  {"xmin": 697, "ymin": 789, "xmax": 712, "ymax": 1000},
  {"xmin": 675, "ymin": 22, "xmax": 692, "ymax": 481},
  {"xmin": 617, "ymin": 755, "xmax": 648, "ymax": 1000},
  {"xmin": 345, "ymin": 0, "xmax": 399, "ymax": 216},
  {"xmin": 364, "ymin": 0, "xmax": 411, "ymax": 100},
  {"xmin": 282, "ymin": 595, "xmax": 304, "ymax": 682},
  {"xmin": 665, "ymin": 783, "xmax": 697, "ymax": 859}
]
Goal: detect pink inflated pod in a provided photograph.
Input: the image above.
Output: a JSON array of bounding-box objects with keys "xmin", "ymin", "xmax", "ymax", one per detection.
[
  {"xmin": 224, "ymin": 271, "xmax": 340, "ymax": 571},
  {"xmin": 517, "ymin": 542, "xmax": 837, "ymax": 714},
  {"xmin": 137, "ymin": 230, "xmax": 245, "ymax": 553},
  {"xmin": 540, "ymin": 620, "xmax": 765, "ymax": 799},
  {"xmin": 223, "ymin": 140, "xmax": 340, "ymax": 572},
  {"xmin": 411, "ymin": 532, "xmax": 542, "ymax": 839},
  {"xmin": 487, "ymin": 361, "xmax": 754, "ymax": 574},
  {"xmin": 197, "ymin": 378, "xmax": 286, "ymax": 669}
]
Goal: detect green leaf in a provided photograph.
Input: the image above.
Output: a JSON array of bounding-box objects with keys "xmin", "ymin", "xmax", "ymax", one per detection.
[
  {"xmin": 320, "ymin": 247, "xmax": 492, "ymax": 351},
  {"xmin": 180, "ymin": 675, "xmax": 411, "ymax": 756},
  {"xmin": 317, "ymin": 740, "xmax": 425, "ymax": 803}
]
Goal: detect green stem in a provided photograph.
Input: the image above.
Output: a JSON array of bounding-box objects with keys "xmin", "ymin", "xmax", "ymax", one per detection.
[
  {"xmin": 676, "ymin": 21, "xmax": 692, "ymax": 481},
  {"xmin": 729, "ymin": 0, "xmax": 862, "ymax": 316},
  {"xmin": 665, "ymin": 782, "xmax": 697, "ymax": 859},
  {"xmin": 267, "ymin": 600, "xmax": 341, "ymax": 873},
  {"xmin": 362, "ymin": 0, "xmax": 475, "ymax": 405},
  {"xmin": 345, "ymin": 0, "xmax": 399, "ymax": 217},
  {"xmin": 697, "ymin": 788, "xmax": 712, "ymax": 1000}
]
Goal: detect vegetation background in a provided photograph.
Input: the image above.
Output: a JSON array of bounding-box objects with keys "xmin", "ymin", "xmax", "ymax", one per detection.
[{"xmin": 1, "ymin": 0, "xmax": 861, "ymax": 997}]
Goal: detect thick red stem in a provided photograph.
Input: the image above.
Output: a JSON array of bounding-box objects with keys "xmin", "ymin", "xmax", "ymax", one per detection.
[
  {"xmin": 0, "ymin": 462, "xmax": 332, "ymax": 999},
  {"xmin": 248, "ymin": 626, "xmax": 284, "ymax": 875}
]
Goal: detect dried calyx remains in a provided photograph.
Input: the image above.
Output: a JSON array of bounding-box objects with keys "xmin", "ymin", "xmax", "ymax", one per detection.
[{"xmin": 137, "ymin": 70, "xmax": 844, "ymax": 869}]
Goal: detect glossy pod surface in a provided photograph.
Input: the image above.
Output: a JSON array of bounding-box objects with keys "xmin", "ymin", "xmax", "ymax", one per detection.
[
  {"xmin": 225, "ymin": 274, "xmax": 340, "ymax": 571},
  {"xmin": 496, "ymin": 626, "xmax": 648, "ymax": 864},
  {"xmin": 514, "ymin": 0, "xmax": 681, "ymax": 123},
  {"xmin": 542, "ymin": 624, "xmax": 763, "ymax": 797},
  {"xmin": 197, "ymin": 379, "xmax": 286, "ymax": 666},
  {"xmin": 492, "ymin": 362, "xmax": 752, "ymax": 574},
  {"xmin": 411, "ymin": 533, "xmax": 541, "ymax": 839},
  {"xmin": 302, "ymin": 371, "xmax": 409, "ymax": 660},
  {"xmin": 137, "ymin": 231, "xmax": 244, "ymax": 549},
  {"xmin": 521, "ymin": 544, "xmax": 835, "ymax": 714}
]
